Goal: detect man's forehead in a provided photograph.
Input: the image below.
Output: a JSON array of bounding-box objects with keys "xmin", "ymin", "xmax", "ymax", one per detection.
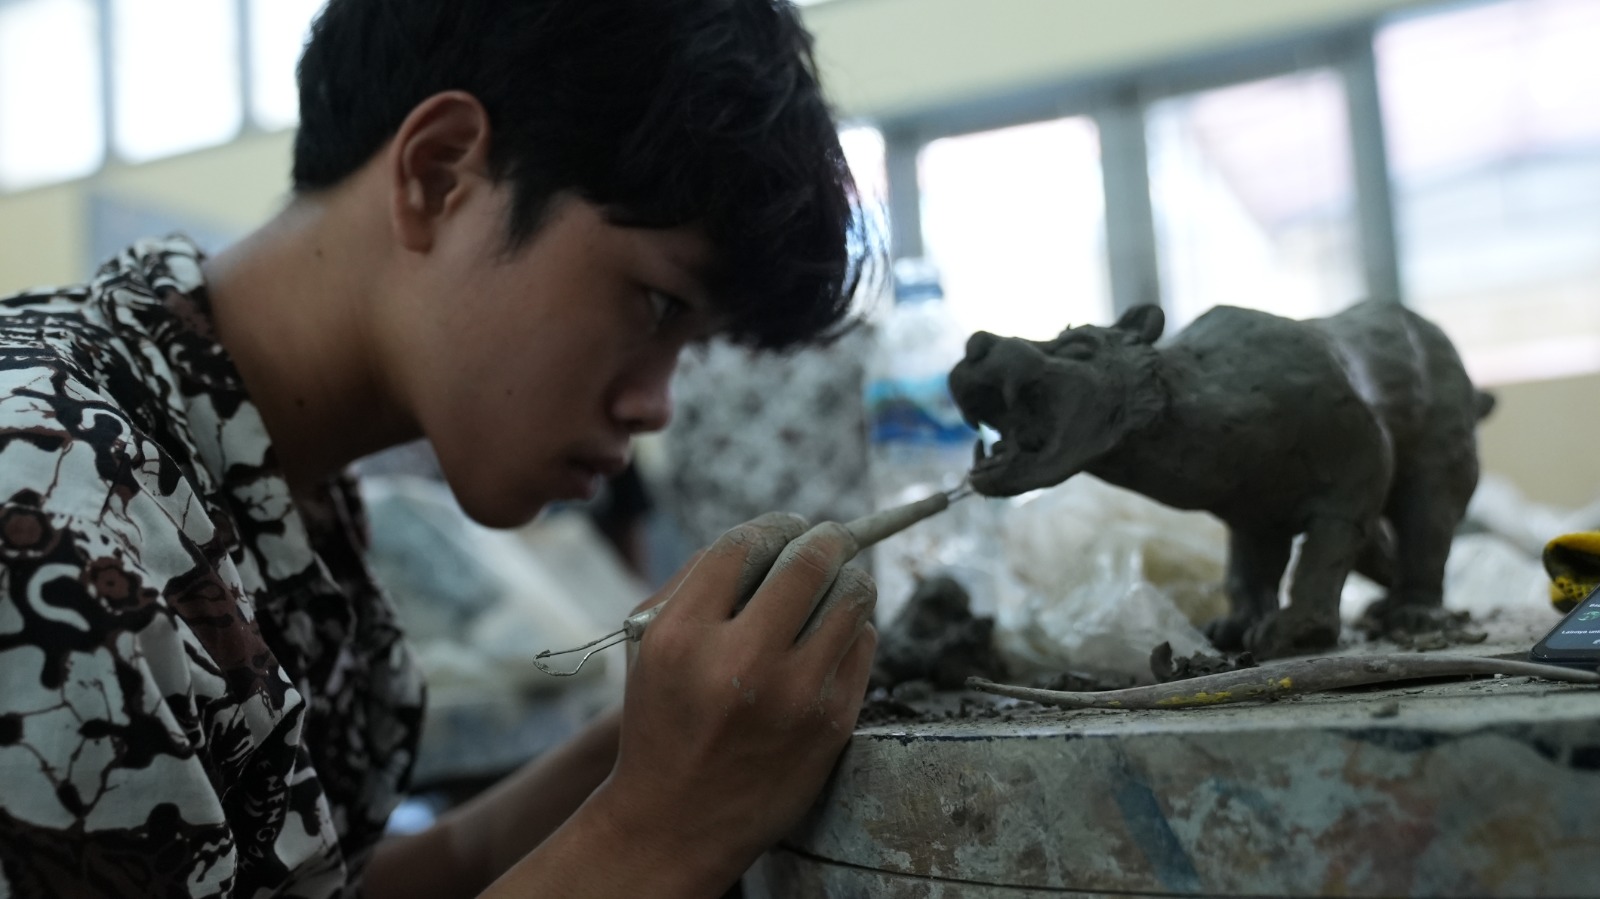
[{"xmin": 660, "ymin": 227, "xmax": 717, "ymax": 280}]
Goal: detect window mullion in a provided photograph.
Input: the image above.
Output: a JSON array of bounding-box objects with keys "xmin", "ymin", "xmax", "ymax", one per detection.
[
  {"xmin": 1341, "ymin": 27, "xmax": 1404, "ymax": 304},
  {"xmin": 883, "ymin": 128, "xmax": 924, "ymax": 260},
  {"xmin": 235, "ymin": 0, "xmax": 254, "ymax": 136},
  {"xmin": 95, "ymin": 0, "xmax": 116, "ymax": 167},
  {"xmin": 1096, "ymin": 94, "xmax": 1161, "ymax": 316}
]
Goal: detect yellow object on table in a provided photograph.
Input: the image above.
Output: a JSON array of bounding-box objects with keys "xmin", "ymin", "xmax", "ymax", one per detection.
[{"xmin": 1543, "ymin": 531, "xmax": 1600, "ymax": 613}]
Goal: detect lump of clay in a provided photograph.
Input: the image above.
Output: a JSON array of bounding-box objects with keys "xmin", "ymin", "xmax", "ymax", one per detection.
[
  {"xmin": 1148, "ymin": 641, "xmax": 1255, "ymax": 684},
  {"xmin": 870, "ymin": 575, "xmax": 1008, "ymax": 691},
  {"xmin": 948, "ymin": 299, "xmax": 1492, "ymax": 660}
]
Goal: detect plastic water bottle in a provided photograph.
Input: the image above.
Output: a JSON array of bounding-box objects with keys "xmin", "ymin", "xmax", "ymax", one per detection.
[{"xmin": 864, "ymin": 259, "xmax": 991, "ymax": 621}]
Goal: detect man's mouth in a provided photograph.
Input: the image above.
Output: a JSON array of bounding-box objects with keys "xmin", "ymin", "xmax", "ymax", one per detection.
[{"xmin": 573, "ymin": 453, "xmax": 629, "ymax": 479}]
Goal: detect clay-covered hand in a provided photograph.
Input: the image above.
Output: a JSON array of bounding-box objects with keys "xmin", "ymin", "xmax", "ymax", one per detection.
[{"xmin": 592, "ymin": 512, "xmax": 878, "ymax": 894}]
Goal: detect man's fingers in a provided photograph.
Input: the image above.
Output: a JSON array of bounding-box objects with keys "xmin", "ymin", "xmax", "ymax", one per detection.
[
  {"xmin": 742, "ymin": 521, "xmax": 859, "ymax": 647},
  {"xmin": 794, "ymin": 565, "xmax": 876, "ymax": 658},
  {"xmin": 729, "ymin": 513, "xmax": 812, "ymax": 600},
  {"xmin": 827, "ymin": 623, "xmax": 878, "ymax": 729},
  {"xmin": 666, "ymin": 512, "xmax": 809, "ymax": 620}
]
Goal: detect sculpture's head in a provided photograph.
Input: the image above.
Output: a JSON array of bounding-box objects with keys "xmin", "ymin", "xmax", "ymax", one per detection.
[{"xmin": 949, "ymin": 305, "xmax": 1165, "ymax": 496}]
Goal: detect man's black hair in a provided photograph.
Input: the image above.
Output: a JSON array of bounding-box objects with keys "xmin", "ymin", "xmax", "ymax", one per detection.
[{"xmin": 293, "ymin": 0, "xmax": 869, "ymax": 349}]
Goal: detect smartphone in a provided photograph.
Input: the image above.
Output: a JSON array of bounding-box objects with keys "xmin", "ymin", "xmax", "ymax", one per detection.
[{"xmin": 1530, "ymin": 582, "xmax": 1600, "ymax": 670}]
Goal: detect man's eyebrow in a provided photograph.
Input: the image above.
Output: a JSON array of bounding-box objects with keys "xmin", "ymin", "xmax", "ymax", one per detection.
[
  {"xmin": 664, "ymin": 245, "xmax": 718, "ymax": 306},
  {"xmin": 669, "ymin": 239, "xmax": 714, "ymax": 275}
]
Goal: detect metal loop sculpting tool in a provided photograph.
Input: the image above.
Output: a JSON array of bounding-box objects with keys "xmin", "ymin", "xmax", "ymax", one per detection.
[{"xmin": 534, "ymin": 480, "xmax": 974, "ymax": 676}]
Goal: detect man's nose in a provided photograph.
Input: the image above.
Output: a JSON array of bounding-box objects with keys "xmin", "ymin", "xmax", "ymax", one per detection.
[{"xmin": 612, "ymin": 355, "xmax": 677, "ymax": 434}]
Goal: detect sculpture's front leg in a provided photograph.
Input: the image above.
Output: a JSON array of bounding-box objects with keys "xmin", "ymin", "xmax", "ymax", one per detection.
[
  {"xmin": 1206, "ymin": 527, "xmax": 1292, "ymax": 652},
  {"xmin": 1245, "ymin": 516, "xmax": 1368, "ymax": 658}
]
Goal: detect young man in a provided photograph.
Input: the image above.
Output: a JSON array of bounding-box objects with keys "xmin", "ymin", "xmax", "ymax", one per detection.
[{"xmin": 0, "ymin": 1, "xmax": 876, "ymax": 896}]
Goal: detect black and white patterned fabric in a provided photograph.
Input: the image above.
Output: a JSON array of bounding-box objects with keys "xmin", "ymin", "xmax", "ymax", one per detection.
[
  {"xmin": 660, "ymin": 332, "xmax": 873, "ymax": 549},
  {"xmin": 0, "ymin": 237, "xmax": 424, "ymax": 898}
]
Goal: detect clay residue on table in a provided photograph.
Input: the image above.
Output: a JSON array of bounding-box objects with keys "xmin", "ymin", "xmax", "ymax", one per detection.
[
  {"xmin": 857, "ymin": 691, "xmax": 1034, "ymax": 727},
  {"xmin": 1149, "ymin": 641, "xmax": 1257, "ymax": 683},
  {"xmin": 869, "ymin": 575, "xmax": 1007, "ymax": 692},
  {"xmin": 1355, "ymin": 606, "xmax": 1489, "ymax": 651}
]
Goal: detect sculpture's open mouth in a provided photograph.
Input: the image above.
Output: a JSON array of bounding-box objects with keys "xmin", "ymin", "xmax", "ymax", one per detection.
[
  {"xmin": 954, "ymin": 384, "xmax": 1063, "ymax": 497},
  {"xmin": 968, "ymin": 415, "xmax": 1047, "ymax": 482},
  {"xmin": 949, "ymin": 333, "xmax": 1099, "ymax": 497}
]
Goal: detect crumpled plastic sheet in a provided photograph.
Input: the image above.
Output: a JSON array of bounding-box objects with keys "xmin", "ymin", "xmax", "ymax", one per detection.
[
  {"xmin": 993, "ymin": 476, "xmax": 1224, "ymax": 682},
  {"xmin": 361, "ymin": 476, "xmax": 647, "ymax": 705},
  {"xmin": 991, "ymin": 473, "xmax": 1595, "ymax": 682}
]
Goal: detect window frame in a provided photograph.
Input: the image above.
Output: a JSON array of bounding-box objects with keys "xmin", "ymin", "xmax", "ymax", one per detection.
[
  {"xmin": 870, "ymin": 19, "xmax": 1401, "ymax": 319},
  {"xmin": 0, "ymin": 0, "xmax": 268, "ymax": 187},
  {"xmin": 0, "ymin": 0, "xmax": 108, "ymax": 190},
  {"xmin": 105, "ymin": 0, "xmax": 251, "ymax": 164}
]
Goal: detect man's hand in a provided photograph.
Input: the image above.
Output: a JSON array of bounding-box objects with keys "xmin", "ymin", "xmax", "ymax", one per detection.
[
  {"xmin": 480, "ymin": 513, "xmax": 876, "ymax": 898},
  {"xmin": 601, "ymin": 512, "xmax": 877, "ymax": 889}
]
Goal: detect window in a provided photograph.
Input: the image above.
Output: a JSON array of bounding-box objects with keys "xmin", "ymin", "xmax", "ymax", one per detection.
[
  {"xmin": 918, "ymin": 118, "xmax": 1111, "ymax": 340},
  {"xmin": 1147, "ymin": 70, "xmax": 1363, "ymax": 331},
  {"xmin": 247, "ymin": 0, "xmax": 324, "ymax": 130},
  {"xmin": 1378, "ymin": 0, "xmax": 1600, "ymax": 384},
  {"xmin": 0, "ymin": 0, "xmax": 104, "ymax": 191},
  {"xmin": 111, "ymin": 0, "xmax": 242, "ymax": 163},
  {"xmin": 838, "ymin": 124, "xmax": 889, "ymax": 287}
]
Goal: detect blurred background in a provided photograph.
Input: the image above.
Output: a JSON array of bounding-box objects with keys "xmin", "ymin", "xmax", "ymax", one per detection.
[
  {"xmin": 1, "ymin": 0, "xmax": 1596, "ymax": 505},
  {"xmin": 3, "ymin": 0, "xmax": 1598, "ymax": 807}
]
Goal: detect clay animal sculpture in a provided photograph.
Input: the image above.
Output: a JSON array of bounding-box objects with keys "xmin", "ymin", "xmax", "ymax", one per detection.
[{"xmin": 947, "ymin": 299, "xmax": 1492, "ymax": 659}]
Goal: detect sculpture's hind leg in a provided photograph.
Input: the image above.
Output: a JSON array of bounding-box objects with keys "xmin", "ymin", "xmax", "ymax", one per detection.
[
  {"xmin": 1352, "ymin": 519, "xmax": 1396, "ymax": 589},
  {"xmin": 1206, "ymin": 528, "xmax": 1291, "ymax": 652},
  {"xmin": 1360, "ymin": 454, "xmax": 1479, "ymax": 632}
]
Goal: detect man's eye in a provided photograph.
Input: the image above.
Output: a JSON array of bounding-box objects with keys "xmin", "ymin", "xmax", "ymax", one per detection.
[{"xmin": 648, "ymin": 290, "xmax": 686, "ymax": 329}]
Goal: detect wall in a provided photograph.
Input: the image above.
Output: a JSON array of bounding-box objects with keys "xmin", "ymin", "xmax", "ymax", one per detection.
[
  {"xmin": 0, "ymin": 182, "xmax": 80, "ymax": 290},
  {"xmin": 1479, "ymin": 374, "xmax": 1600, "ymax": 510},
  {"xmin": 0, "ymin": 130, "xmax": 293, "ymax": 289},
  {"xmin": 95, "ymin": 130, "xmax": 296, "ymax": 227},
  {"xmin": 804, "ymin": 0, "xmax": 1434, "ymax": 119},
  {"xmin": 1, "ymin": 0, "xmax": 1595, "ymax": 509}
]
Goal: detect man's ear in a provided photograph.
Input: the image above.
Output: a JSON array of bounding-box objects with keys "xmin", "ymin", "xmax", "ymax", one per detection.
[
  {"xmin": 389, "ymin": 91, "xmax": 493, "ymax": 253},
  {"xmin": 1113, "ymin": 304, "xmax": 1165, "ymax": 345}
]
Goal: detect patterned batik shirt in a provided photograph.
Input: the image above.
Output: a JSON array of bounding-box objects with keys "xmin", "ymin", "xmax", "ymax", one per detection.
[{"xmin": 0, "ymin": 237, "xmax": 425, "ymax": 898}]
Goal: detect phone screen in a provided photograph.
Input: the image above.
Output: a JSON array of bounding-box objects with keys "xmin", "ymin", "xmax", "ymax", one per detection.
[
  {"xmin": 1544, "ymin": 600, "xmax": 1600, "ymax": 649},
  {"xmin": 1531, "ymin": 583, "xmax": 1600, "ymax": 666}
]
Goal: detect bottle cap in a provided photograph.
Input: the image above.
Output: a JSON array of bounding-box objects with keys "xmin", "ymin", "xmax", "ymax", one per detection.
[{"xmin": 893, "ymin": 257, "xmax": 944, "ymax": 304}]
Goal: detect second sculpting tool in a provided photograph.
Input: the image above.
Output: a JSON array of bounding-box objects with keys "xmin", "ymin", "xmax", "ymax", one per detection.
[{"xmin": 534, "ymin": 480, "xmax": 975, "ymax": 676}]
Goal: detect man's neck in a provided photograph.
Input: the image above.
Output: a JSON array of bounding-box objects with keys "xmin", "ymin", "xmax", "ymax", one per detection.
[{"xmin": 202, "ymin": 194, "xmax": 419, "ymax": 495}]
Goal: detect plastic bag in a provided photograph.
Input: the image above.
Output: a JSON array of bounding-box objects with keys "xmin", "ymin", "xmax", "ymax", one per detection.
[
  {"xmin": 993, "ymin": 476, "xmax": 1223, "ymax": 682},
  {"xmin": 361, "ymin": 476, "xmax": 645, "ymax": 703}
]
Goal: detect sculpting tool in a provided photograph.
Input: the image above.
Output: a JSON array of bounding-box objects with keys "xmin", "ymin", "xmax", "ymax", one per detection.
[
  {"xmin": 534, "ymin": 480, "xmax": 975, "ymax": 676},
  {"xmin": 968, "ymin": 654, "xmax": 1600, "ymax": 711}
]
